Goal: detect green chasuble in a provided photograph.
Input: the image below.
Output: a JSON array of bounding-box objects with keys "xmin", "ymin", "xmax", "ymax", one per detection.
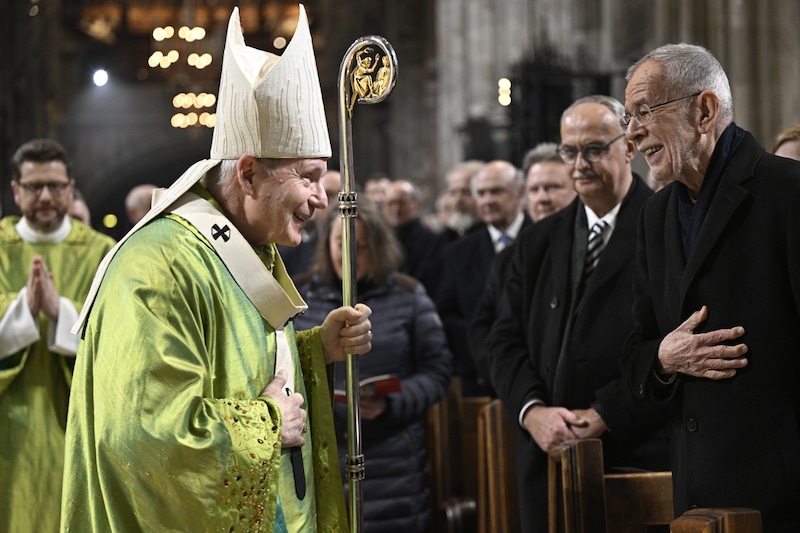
[
  {"xmin": 0, "ymin": 217, "xmax": 115, "ymax": 533},
  {"xmin": 61, "ymin": 209, "xmax": 347, "ymax": 532}
]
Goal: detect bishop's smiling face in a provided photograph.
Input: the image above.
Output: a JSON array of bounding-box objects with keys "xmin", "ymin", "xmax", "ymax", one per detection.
[
  {"xmin": 624, "ymin": 59, "xmax": 703, "ymax": 187},
  {"xmin": 246, "ymin": 157, "xmax": 328, "ymax": 247}
]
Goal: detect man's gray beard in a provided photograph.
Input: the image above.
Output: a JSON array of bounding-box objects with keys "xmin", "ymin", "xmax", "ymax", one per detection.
[{"xmin": 447, "ymin": 212, "xmax": 477, "ymax": 234}]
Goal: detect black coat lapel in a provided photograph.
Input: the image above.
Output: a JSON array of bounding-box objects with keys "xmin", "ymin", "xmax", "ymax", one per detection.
[
  {"xmin": 664, "ymin": 185, "xmax": 686, "ymax": 290},
  {"xmin": 550, "ymin": 200, "xmax": 579, "ymax": 302},
  {"xmin": 680, "ymin": 136, "xmax": 760, "ymax": 301}
]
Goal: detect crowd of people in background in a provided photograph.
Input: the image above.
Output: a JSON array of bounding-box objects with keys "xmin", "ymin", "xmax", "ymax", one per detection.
[{"xmin": 3, "ymin": 12, "xmax": 800, "ymax": 532}]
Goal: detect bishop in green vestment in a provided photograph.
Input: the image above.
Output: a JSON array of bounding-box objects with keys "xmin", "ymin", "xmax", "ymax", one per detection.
[
  {"xmin": 61, "ymin": 6, "xmax": 373, "ymax": 530},
  {"xmin": 62, "ymin": 186, "xmax": 368, "ymax": 532}
]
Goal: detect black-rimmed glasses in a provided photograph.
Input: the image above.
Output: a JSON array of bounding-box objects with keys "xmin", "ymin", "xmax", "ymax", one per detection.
[
  {"xmin": 557, "ymin": 133, "xmax": 626, "ymax": 165},
  {"xmin": 620, "ymin": 92, "xmax": 702, "ymax": 128},
  {"xmin": 16, "ymin": 181, "xmax": 72, "ymax": 196}
]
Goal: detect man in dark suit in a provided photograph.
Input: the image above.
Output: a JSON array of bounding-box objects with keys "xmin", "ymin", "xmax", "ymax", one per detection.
[
  {"xmin": 621, "ymin": 44, "xmax": 800, "ymax": 532},
  {"xmin": 435, "ymin": 160, "xmax": 531, "ymax": 396},
  {"xmin": 471, "ymin": 143, "xmax": 575, "ymax": 396},
  {"xmin": 488, "ymin": 95, "xmax": 671, "ymax": 532}
]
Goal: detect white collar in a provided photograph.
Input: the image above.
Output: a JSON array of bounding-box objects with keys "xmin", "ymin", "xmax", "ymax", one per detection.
[
  {"xmin": 487, "ymin": 211, "xmax": 525, "ymax": 242},
  {"xmin": 15, "ymin": 216, "xmax": 71, "ymax": 244}
]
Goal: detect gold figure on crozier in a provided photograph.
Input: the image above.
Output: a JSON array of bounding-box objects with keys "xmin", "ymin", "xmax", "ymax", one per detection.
[{"xmin": 348, "ymin": 47, "xmax": 391, "ymax": 114}]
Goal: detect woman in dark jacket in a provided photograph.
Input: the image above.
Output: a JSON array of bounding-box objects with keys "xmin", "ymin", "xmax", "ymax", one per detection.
[{"xmin": 294, "ymin": 199, "xmax": 452, "ymax": 532}]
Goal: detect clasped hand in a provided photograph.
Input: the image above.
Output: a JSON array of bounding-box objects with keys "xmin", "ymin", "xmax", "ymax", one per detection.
[
  {"xmin": 522, "ymin": 405, "xmax": 607, "ymax": 452},
  {"xmin": 26, "ymin": 255, "xmax": 60, "ymax": 321}
]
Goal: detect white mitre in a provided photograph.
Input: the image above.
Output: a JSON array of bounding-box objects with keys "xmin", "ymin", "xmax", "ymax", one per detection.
[
  {"xmin": 73, "ymin": 4, "xmax": 329, "ymax": 334},
  {"xmin": 211, "ymin": 4, "xmax": 331, "ymax": 159}
]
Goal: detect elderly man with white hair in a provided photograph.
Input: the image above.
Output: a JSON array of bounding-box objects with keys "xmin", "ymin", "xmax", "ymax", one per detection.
[{"xmin": 621, "ymin": 43, "xmax": 800, "ymax": 532}]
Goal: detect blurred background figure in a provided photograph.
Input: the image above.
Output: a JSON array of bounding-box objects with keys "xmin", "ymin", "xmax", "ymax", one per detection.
[
  {"xmin": 363, "ymin": 174, "xmax": 392, "ymax": 208},
  {"xmin": 432, "ymin": 189, "xmax": 455, "ymax": 232},
  {"xmin": 124, "ymin": 183, "xmax": 156, "ymax": 225},
  {"xmin": 382, "ymin": 179, "xmax": 438, "ymax": 281},
  {"xmin": 280, "ymin": 169, "xmax": 341, "ymax": 277},
  {"xmin": 772, "ymin": 123, "xmax": 800, "ymax": 161},
  {"xmin": 522, "ymin": 143, "xmax": 576, "ymax": 222},
  {"xmin": 421, "ymin": 159, "xmax": 485, "ymax": 292},
  {"xmin": 435, "ymin": 160, "xmax": 530, "ymax": 396},
  {"xmin": 471, "ymin": 144, "xmax": 575, "ymax": 396},
  {"xmin": 294, "ymin": 199, "xmax": 452, "ymax": 533},
  {"xmin": 441, "ymin": 160, "xmax": 483, "ymax": 236},
  {"xmin": 69, "ymin": 188, "xmax": 92, "ymax": 226},
  {"xmin": 0, "ymin": 138, "xmax": 115, "ymax": 532}
]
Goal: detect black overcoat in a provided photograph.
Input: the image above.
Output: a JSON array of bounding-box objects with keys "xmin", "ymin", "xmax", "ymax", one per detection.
[
  {"xmin": 489, "ymin": 176, "xmax": 671, "ymax": 532},
  {"xmin": 435, "ymin": 216, "xmax": 531, "ymax": 394},
  {"xmin": 621, "ymin": 131, "xmax": 800, "ymax": 531}
]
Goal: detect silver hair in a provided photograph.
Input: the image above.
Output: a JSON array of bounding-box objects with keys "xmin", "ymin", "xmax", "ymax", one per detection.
[
  {"xmin": 201, "ymin": 160, "xmax": 237, "ymax": 190},
  {"xmin": 626, "ymin": 43, "xmax": 734, "ymax": 126},
  {"xmin": 521, "ymin": 142, "xmax": 561, "ymax": 176},
  {"xmin": 201, "ymin": 158, "xmax": 280, "ymax": 190}
]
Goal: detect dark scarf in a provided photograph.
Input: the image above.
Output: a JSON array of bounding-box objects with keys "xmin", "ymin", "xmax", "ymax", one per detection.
[{"xmin": 676, "ymin": 122, "xmax": 746, "ymax": 258}]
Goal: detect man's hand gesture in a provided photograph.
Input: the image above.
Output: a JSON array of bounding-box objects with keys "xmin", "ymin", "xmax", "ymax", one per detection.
[{"xmin": 26, "ymin": 255, "xmax": 60, "ymax": 321}]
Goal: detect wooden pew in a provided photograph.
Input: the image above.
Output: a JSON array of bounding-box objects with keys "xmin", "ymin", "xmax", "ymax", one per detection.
[
  {"xmin": 427, "ymin": 379, "xmax": 459, "ymax": 532},
  {"xmin": 547, "ymin": 438, "xmax": 762, "ymax": 533},
  {"xmin": 476, "ymin": 399, "xmax": 519, "ymax": 533},
  {"xmin": 427, "ymin": 378, "xmax": 491, "ymax": 533},
  {"xmin": 670, "ymin": 508, "xmax": 762, "ymax": 533},
  {"xmin": 548, "ymin": 438, "xmax": 673, "ymax": 533},
  {"xmin": 427, "ymin": 381, "xmax": 456, "ymax": 530}
]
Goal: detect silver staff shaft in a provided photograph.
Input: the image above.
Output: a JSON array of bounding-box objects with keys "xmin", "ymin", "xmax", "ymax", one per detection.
[{"xmin": 336, "ymin": 35, "xmax": 397, "ymax": 533}]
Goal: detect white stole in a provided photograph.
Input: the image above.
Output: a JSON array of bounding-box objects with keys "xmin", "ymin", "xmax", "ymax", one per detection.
[{"xmin": 169, "ymin": 192, "xmax": 307, "ymax": 392}]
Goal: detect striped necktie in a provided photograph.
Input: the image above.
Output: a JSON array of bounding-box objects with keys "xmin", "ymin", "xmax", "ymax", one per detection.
[{"xmin": 584, "ymin": 220, "xmax": 608, "ymax": 278}]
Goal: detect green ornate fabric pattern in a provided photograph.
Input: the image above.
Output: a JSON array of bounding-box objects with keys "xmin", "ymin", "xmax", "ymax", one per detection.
[{"xmin": 61, "ymin": 212, "xmax": 346, "ymax": 532}]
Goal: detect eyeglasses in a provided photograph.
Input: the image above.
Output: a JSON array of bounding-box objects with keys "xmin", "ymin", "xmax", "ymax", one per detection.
[
  {"xmin": 557, "ymin": 133, "xmax": 626, "ymax": 165},
  {"xmin": 16, "ymin": 181, "xmax": 71, "ymax": 196},
  {"xmin": 620, "ymin": 92, "xmax": 702, "ymax": 128}
]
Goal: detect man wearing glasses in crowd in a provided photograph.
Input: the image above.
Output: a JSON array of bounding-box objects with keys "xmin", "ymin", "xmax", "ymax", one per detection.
[
  {"xmin": 621, "ymin": 43, "xmax": 800, "ymax": 531},
  {"xmin": 0, "ymin": 138, "xmax": 115, "ymax": 532},
  {"xmin": 488, "ymin": 95, "xmax": 672, "ymax": 532}
]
